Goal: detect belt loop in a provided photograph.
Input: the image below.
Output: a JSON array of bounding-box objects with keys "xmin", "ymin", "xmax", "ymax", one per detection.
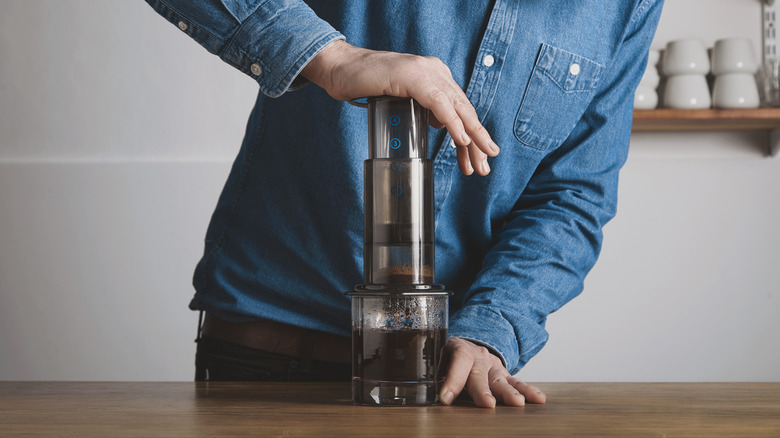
[
  {"xmin": 297, "ymin": 329, "xmax": 316, "ymax": 375},
  {"xmin": 196, "ymin": 310, "xmax": 204, "ymax": 342}
]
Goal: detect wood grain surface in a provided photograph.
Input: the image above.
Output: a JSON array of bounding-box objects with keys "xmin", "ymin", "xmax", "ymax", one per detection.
[
  {"xmin": 632, "ymin": 108, "xmax": 780, "ymax": 132},
  {"xmin": 1, "ymin": 382, "xmax": 779, "ymax": 437}
]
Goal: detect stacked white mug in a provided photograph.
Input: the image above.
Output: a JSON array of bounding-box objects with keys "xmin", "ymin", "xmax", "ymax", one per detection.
[
  {"xmin": 634, "ymin": 50, "xmax": 660, "ymax": 109},
  {"xmin": 711, "ymin": 38, "xmax": 759, "ymax": 108},
  {"xmin": 662, "ymin": 39, "xmax": 711, "ymax": 109}
]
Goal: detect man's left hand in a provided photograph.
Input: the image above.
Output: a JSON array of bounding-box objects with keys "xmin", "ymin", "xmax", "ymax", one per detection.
[{"xmin": 439, "ymin": 337, "xmax": 547, "ymax": 408}]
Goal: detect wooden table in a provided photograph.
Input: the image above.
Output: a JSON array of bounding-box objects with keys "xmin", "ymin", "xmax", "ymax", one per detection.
[{"xmin": 1, "ymin": 382, "xmax": 779, "ymax": 437}]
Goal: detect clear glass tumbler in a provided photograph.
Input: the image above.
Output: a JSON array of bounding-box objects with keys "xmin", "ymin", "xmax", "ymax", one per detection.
[{"xmin": 349, "ymin": 291, "xmax": 449, "ymax": 406}]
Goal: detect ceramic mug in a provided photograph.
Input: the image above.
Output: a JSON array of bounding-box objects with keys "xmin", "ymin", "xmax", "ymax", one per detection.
[
  {"xmin": 640, "ymin": 65, "xmax": 660, "ymax": 89},
  {"xmin": 663, "ymin": 39, "xmax": 710, "ymax": 76},
  {"xmin": 663, "ymin": 74, "xmax": 711, "ymax": 109},
  {"xmin": 648, "ymin": 49, "xmax": 661, "ymax": 66},
  {"xmin": 712, "ymin": 73, "xmax": 760, "ymax": 108},
  {"xmin": 634, "ymin": 85, "xmax": 658, "ymax": 109},
  {"xmin": 711, "ymin": 38, "xmax": 758, "ymax": 76}
]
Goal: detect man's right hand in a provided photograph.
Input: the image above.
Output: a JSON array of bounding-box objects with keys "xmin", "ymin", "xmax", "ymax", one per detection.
[{"xmin": 301, "ymin": 40, "xmax": 499, "ymax": 176}]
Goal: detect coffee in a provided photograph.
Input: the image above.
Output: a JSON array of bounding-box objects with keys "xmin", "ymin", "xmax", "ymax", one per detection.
[
  {"xmin": 373, "ymin": 264, "xmax": 434, "ymax": 284},
  {"xmin": 353, "ymin": 327, "xmax": 446, "ymax": 382}
]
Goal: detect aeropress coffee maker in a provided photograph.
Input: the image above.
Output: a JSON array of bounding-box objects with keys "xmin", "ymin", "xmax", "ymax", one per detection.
[{"xmin": 347, "ymin": 96, "xmax": 450, "ymax": 406}]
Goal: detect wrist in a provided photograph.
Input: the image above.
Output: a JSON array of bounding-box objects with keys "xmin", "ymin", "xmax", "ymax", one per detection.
[{"xmin": 301, "ymin": 39, "xmax": 352, "ymax": 94}]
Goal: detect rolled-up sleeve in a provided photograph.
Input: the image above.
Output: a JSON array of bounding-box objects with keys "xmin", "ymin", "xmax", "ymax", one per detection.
[
  {"xmin": 448, "ymin": 0, "xmax": 664, "ymax": 374},
  {"xmin": 144, "ymin": 0, "xmax": 345, "ymax": 97}
]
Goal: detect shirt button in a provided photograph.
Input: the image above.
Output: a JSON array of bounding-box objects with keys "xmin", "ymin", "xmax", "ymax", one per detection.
[
  {"xmin": 177, "ymin": 21, "xmax": 188, "ymax": 31},
  {"xmin": 569, "ymin": 63, "xmax": 581, "ymax": 76},
  {"xmin": 250, "ymin": 63, "xmax": 263, "ymax": 76},
  {"xmin": 482, "ymin": 54, "xmax": 495, "ymax": 68}
]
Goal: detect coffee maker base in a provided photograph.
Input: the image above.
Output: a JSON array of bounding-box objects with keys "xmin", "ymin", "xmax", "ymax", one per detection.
[{"xmin": 352, "ymin": 377, "xmax": 442, "ymax": 406}]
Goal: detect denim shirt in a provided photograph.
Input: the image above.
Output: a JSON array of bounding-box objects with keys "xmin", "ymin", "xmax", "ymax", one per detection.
[{"xmin": 144, "ymin": 0, "xmax": 663, "ymax": 374}]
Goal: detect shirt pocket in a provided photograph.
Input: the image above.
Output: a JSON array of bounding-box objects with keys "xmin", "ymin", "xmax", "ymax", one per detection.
[{"xmin": 513, "ymin": 43, "xmax": 605, "ymax": 151}]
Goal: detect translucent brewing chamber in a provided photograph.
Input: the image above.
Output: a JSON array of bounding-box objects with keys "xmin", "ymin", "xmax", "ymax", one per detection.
[
  {"xmin": 364, "ymin": 159, "xmax": 433, "ymax": 285},
  {"xmin": 364, "ymin": 97, "xmax": 433, "ymax": 286},
  {"xmin": 348, "ymin": 96, "xmax": 450, "ymax": 406},
  {"xmin": 350, "ymin": 293, "xmax": 449, "ymax": 406}
]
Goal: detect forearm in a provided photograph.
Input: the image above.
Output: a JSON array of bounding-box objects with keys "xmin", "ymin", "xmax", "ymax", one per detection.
[
  {"xmin": 143, "ymin": 0, "xmax": 344, "ymax": 97},
  {"xmin": 449, "ymin": 0, "xmax": 664, "ymax": 374},
  {"xmin": 449, "ymin": 180, "xmax": 613, "ymax": 373}
]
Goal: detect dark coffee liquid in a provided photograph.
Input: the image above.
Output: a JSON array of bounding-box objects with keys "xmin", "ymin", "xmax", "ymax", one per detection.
[{"xmin": 353, "ymin": 327, "xmax": 446, "ymax": 382}]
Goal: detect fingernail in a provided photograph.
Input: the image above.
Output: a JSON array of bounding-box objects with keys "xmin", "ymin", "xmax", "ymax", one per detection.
[
  {"xmin": 466, "ymin": 161, "xmax": 474, "ymax": 175},
  {"xmin": 492, "ymin": 142, "xmax": 501, "ymax": 154},
  {"xmin": 481, "ymin": 160, "xmax": 490, "ymax": 174},
  {"xmin": 441, "ymin": 390, "xmax": 454, "ymax": 405},
  {"xmin": 461, "ymin": 132, "xmax": 472, "ymax": 145}
]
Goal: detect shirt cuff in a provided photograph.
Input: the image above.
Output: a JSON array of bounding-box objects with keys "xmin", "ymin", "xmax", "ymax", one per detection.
[
  {"xmin": 218, "ymin": 0, "xmax": 345, "ymax": 97},
  {"xmin": 448, "ymin": 305, "xmax": 549, "ymax": 375}
]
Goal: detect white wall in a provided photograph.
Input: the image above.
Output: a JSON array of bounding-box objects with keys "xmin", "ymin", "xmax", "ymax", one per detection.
[
  {"xmin": 0, "ymin": 0, "xmax": 253, "ymax": 380},
  {"xmin": 1, "ymin": 0, "xmax": 778, "ymax": 381}
]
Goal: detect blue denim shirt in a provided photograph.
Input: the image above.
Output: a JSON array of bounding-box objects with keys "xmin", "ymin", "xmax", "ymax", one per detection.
[{"xmin": 145, "ymin": 0, "xmax": 662, "ymax": 374}]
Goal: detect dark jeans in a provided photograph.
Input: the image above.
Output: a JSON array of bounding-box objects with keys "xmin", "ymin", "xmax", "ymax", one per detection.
[{"xmin": 194, "ymin": 314, "xmax": 351, "ymax": 382}]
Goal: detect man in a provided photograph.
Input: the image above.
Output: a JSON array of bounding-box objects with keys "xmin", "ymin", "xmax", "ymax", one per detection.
[{"xmin": 144, "ymin": 0, "xmax": 663, "ymax": 407}]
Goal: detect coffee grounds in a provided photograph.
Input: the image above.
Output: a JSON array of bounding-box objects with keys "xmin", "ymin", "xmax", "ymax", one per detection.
[{"xmin": 374, "ymin": 264, "xmax": 433, "ymax": 284}]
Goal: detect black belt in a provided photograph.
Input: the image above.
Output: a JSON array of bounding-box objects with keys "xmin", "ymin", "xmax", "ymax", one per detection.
[{"xmin": 199, "ymin": 312, "xmax": 351, "ymax": 365}]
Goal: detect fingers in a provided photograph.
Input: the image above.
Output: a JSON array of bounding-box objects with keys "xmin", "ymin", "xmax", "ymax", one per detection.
[
  {"xmin": 468, "ymin": 139, "xmax": 489, "ymax": 176},
  {"xmin": 455, "ymin": 144, "xmax": 474, "ymax": 175},
  {"xmin": 431, "ymin": 66, "xmax": 499, "ymax": 166},
  {"xmin": 465, "ymin": 365, "xmax": 497, "ymax": 408},
  {"xmin": 406, "ymin": 79, "xmax": 470, "ymax": 145},
  {"xmin": 439, "ymin": 342, "xmax": 472, "ymax": 405},
  {"xmin": 445, "ymin": 84, "xmax": 500, "ymax": 159},
  {"xmin": 438, "ymin": 338, "xmax": 504, "ymax": 408},
  {"xmin": 428, "ymin": 113, "xmax": 445, "ymax": 129},
  {"xmin": 507, "ymin": 377, "xmax": 547, "ymax": 404},
  {"xmin": 488, "ymin": 368, "xmax": 526, "ymax": 407},
  {"xmin": 405, "ymin": 59, "xmax": 499, "ymax": 176},
  {"xmin": 454, "ymin": 139, "xmax": 489, "ymax": 176}
]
